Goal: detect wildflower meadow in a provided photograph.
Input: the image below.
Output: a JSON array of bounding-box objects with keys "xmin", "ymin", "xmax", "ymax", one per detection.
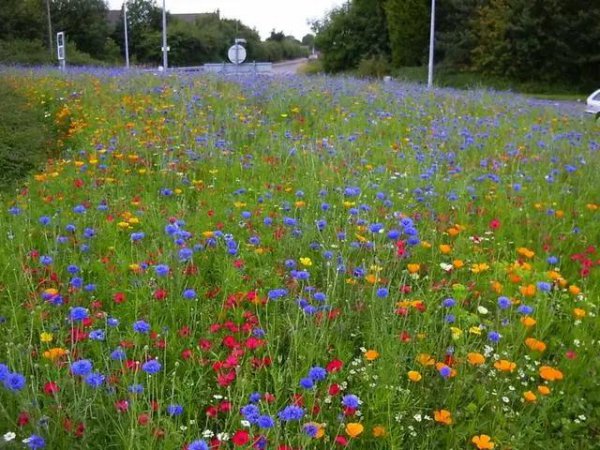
[{"xmin": 0, "ymin": 69, "xmax": 598, "ymax": 450}]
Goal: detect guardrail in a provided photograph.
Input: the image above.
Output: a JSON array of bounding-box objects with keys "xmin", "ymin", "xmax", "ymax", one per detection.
[{"xmin": 171, "ymin": 62, "xmax": 273, "ymax": 74}]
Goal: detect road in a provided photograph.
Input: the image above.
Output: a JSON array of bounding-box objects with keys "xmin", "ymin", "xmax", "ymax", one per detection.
[{"xmin": 272, "ymin": 58, "xmax": 309, "ymax": 75}]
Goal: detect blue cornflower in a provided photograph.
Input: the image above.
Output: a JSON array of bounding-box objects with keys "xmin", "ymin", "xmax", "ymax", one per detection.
[
  {"xmin": 107, "ymin": 317, "xmax": 119, "ymax": 327},
  {"xmin": 141, "ymin": 360, "xmax": 161, "ymax": 374},
  {"xmin": 308, "ymin": 366, "xmax": 327, "ymax": 381},
  {"xmin": 65, "ymin": 223, "xmax": 76, "ymax": 233},
  {"xmin": 89, "ymin": 329, "xmax": 105, "ymax": 341},
  {"xmin": 70, "ymin": 277, "xmax": 83, "ymax": 289},
  {"xmin": 267, "ymin": 288, "xmax": 288, "ymax": 300},
  {"xmin": 155, "ymin": 264, "xmax": 169, "ymax": 277},
  {"xmin": 303, "ymin": 423, "xmax": 319, "ymax": 437},
  {"xmin": 497, "ymin": 296, "xmax": 511, "ymax": 309},
  {"xmin": 439, "ymin": 365, "xmax": 452, "ymax": 378},
  {"xmin": 537, "ymin": 282, "xmax": 552, "ymax": 292},
  {"xmin": 445, "ymin": 314, "xmax": 456, "ymax": 323},
  {"xmin": 517, "ymin": 305, "xmax": 534, "ymax": 315},
  {"xmin": 71, "ymin": 359, "xmax": 93, "ymax": 376},
  {"xmin": 299, "ymin": 377, "xmax": 314, "ymax": 389},
  {"xmin": 39, "ymin": 255, "xmax": 53, "ymax": 266},
  {"xmin": 3, "ymin": 372, "xmax": 26, "ymax": 391},
  {"xmin": 188, "ymin": 440, "xmax": 209, "ymax": 450},
  {"xmin": 278, "ymin": 405, "xmax": 305, "ymax": 421},
  {"xmin": 8, "ymin": 206, "xmax": 21, "ymax": 215},
  {"xmin": 167, "ymin": 404, "xmax": 184, "ymax": 416},
  {"xmin": 69, "ymin": 307, "xmax": 88, "ymax": 322},
  {"xmin": 283, "ymin": 217, "xmax": 297, "ymax": 227},
  {"xmin": 39, "ymin": 216, "xmax": 51, "ymax": 226},
  {"xmin": 110, "ymin": 348, "xmax": 126, "ymax": 362},
  {"xmin": 241, "ymin": 404, "xmax": 260, "ymax": 423},
  {"xmin": 376, "ymin": 287, "xmax": 389, "ymax": 298},
  {"xmin": 83, "ymin": 228, "xmax": 95, "ymax": 238},
  {"xmin": 257, "ymin": 415, "xmax": 275, "ymax": 428},
  {"xmin": 313, "ymin": 292, "xmax": 326, "ymax": 302},
  {"xmin": 24, "ymin": 435, "xmax": 45, "ymax": 449},
  {"xmin": 182, "ymin": 289, "xmax": 196, "ymax": 300},
  {"xmin": 252, "ymin": 328, "xmax": 266, "ymax": 338},
  {"xmin": 84, "ymin": 372, "xmax": 105, "ymax": 388},
  {"xmin": 547, "ymin": 256, "xmax": 559, "ymax": 265},
  {"xmin": 442, "ymin": 297, "xmax": 456, "ymax": 308},
  {"xmin": 341, "ymin": 394, "xmax": 360, "ymax": 409},
  {"xmin": 488, "ymin": 331, "xmax": 501, "ymax": 343},
  {"xmin": 133, "ymin": 320, "xmax": 151, "ymax": 333},
  {"xmin": 249, "ymin": 392, "xmax": 261, "ymax": 403},
  {"xmin": 130, "ymin": 232, "xmax": 145, "ymax": 242},
  {"xmin": 179, "ymin": 248, "xmax": 193, "ymax": 262},
  {"xmin": 67, "ymin": 265, "xmax": 80, "ymax": 274},
  {"xmin": 128, "ymin": 384, "xmax": 144, "ymax": 394},
  {"xmin": 0, "ymin": 364, "xmax": 8, "ymax": 381},
  {"xmin": 84, "ymin": 284, "xmax": 96, "ymax": 292}
]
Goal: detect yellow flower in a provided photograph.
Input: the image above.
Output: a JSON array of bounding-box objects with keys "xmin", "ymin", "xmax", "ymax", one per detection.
[
  {"xmin": 364, "ymin": 349, "xmax": 379, "ymax": 361},
  {"xmin": 345, "ymin": 423, "xmax": 364, "ymax": 438},
  {"xmin": 572, "ymin": 308, "xmax": 586, "ymax": 318},
  {"xmin": 517, "ymin": 247, "xmax": 535, "ymax": 259},
  {"xmin": 40, "ymin": 332, "xmax": 53, "ymax": 343},
  {"xmin": 434, "ymin": 409, "xmax": 453, "ymax": 425},
  {"xmin": 471, "ymin": 263, "xmax": 490, "ymax": 274},
  {"xmin": 472, "ymin": 434, "xmax": 495, "ymax": 449},
  {"xmin": 523, "ymin": 391, "xmax": 537, "ymax": 402},
  {"xmin": 453, "ymin": 259, "xmax": 464, "ymax": 269},
  {"xmin": 299, "ymin": 257, "xmax": 312, "ymax": 267},
  {"xmin": 407, "ymin": 370, "xmax": 422, "ymax": 382}
]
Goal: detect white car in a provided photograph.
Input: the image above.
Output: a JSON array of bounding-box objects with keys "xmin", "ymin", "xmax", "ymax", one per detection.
[{"xmin": 586, "ymin": 89, "xmax": 600, "ymax": 118}]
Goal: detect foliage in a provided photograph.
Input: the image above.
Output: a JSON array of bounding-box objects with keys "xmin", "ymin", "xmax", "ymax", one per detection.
[
  {"xmin": 50, "ymin": 0, "xmax": 112, "ymax": 58},
  {"xmin": 314, "ymin": 0, "xmax": 389, "ymax": 72},
  {"xmin": 357, "ymin": 55, "xmax": 391, "ymax": 78},
  {"xmin": 0, "ymin": 78, "xmax": 56, "ymax": 191},
  {"xmin": 385, "ymin": 0, "xmax": 429, "ymax": 66},
  {"xmin": 314, "ymin": 0, "xmax": 599, "ymax": 90}
]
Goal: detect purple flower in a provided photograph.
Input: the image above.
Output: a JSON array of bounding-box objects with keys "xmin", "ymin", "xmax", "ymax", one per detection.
[
  {"xmin": 133, "ymin": 320, "xmax": 150, "ymax": 333},
  {"xmin": 84, "ymin": 372, "xmax": 105, "ymax": 388},
  {"xmin": 141, "ymin": 359, "xmax": 161, "ymax": 374},
  {"xmin": 341, "ymin": 394, "xmax": 360, "ymax": 409},
  {"xmin": 308, "ymin": 366, "xmax": 327, "ymax": 381},
  {"xmin": 188, "ymin": 440, "xmax": 209, "ymax": 450},
  {"xmin": 167, "ymin": 404, "xmax": 184, "ymax": 416},
  {"xmin": 278, "ymin": 405, "xmax": 305, "ymax": 421},
  {"xmin": 3, "ymin": 372, "xmax": 26, "ymax": 391},
  {"xmin": 71, "ymin": 359, "xmax": 93, "ymax": 376},
  {"xmin": 69, "ymin": 307, "xmax": 88, "ymax": 322},
  {"xmin": 25, "ymin": 435, "xmax": 45, "ymax": 449}
]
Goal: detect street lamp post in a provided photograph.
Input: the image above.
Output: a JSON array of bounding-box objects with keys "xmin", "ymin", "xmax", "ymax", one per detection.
[
  {"xmin": 46, "ymin": 0, "xmax": 53, "ymax": 56},
  {"xmin": 161, "ymin": 0, "xmax": 168, "ymax": 70},
  {"xmin": 123, "ymin": 1, "xmax": 130, "ymax": 68},
  {"xmin": 427, "ymin": 0, "xmax": 436, "ymax": 89}
]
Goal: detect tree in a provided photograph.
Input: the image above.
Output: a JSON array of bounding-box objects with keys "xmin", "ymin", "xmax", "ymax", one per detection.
[
  {"xmin": 313, "ymin": 0, "xmax": 389, "ymax": 72},
  {"xmin": 112, "ymin": 0, "xmax": 164, "ymax": 64},
  {"xmin": 50, "ymin": 0, "xmax": 111, "ymax": 58},
  {"xmin": 0, "ymin": 0, "xmax": 46, "ymax": 42},
  {"xmin": 301, "ymin": 33, "xmax": 315, "ymax": 48},
  {"xmin": 385, "ymin": 0, "xmax": 429, "ymax": 67}
]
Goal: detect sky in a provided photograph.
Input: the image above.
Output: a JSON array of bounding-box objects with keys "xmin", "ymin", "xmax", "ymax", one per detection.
[{"xmin": 107, "ymin": 0, "xmax": 345, "ymax": 40}]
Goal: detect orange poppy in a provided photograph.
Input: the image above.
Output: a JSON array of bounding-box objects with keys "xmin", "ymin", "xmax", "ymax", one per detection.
[
  {"xmin": 472, "ymin": 434, "xmax": 495, "ymax": 449},
  {"xmin": 434, "ymin": 409, "xmax": 453, "ymax": 425}
]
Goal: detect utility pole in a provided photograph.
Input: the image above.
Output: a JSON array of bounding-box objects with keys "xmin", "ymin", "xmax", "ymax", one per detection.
[
  {"xmin": 427, "ymin": 0, "xmax": 436, "ymax": 89},
  {"xmin": 46, "ymin": 0, "xmax": 53, "ymax": 56},
  {"xmin": 161, "ymin": 0, "xmax": 168, "ymax": 70},
  {"xmin": 123, "ymin": 1, "xmax": 130, "ymax": 68}
]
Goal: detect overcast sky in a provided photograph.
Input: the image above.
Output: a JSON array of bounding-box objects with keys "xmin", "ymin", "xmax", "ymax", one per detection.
[{"xmin": 107, "ymin": 0, "xmax": 345, "ymax": 40}]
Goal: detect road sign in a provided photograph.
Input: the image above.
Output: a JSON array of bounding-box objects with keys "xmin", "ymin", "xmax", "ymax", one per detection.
[
  {"xmin": 56, "ymin": 32, "xmax": 65, "ymax": 61},
  {"xmin": 228, "ymin": 44, "xmax": 246, "ymax": 65}
]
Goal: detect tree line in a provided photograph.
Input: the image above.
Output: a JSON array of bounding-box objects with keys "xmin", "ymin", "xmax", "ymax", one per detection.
[
  {"xmin": 0, "ymin": 0, "xmax": 312, "ymax": 66},
  {"xmin": 313, "ymin": 0, "xmax": 599, "ymax": 89}
]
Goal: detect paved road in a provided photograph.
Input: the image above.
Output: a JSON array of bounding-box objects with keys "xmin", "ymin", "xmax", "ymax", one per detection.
[{"xmin": 272, "ymin": 58, "xmax": 308, "ymax": 75}]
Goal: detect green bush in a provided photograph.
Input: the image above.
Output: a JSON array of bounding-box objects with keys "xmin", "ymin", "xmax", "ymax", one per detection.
[
  {"xmin": 357, "ymin": 55, "xmax": 391, "ymax": 79},
  {"xmin": 0, "ymin": 39, "xmax": 107, "ymax": 67},
  {"xmin": 0, "ymin": 78, "xmax": 55, "ymax": 191}
]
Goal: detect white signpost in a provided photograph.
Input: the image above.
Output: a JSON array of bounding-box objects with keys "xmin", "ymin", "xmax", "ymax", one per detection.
[
  {"xmin": 56, "ymin": 31, "xmax": 66, "ymax": 70},
  {"xmin": 228, "ymin": 43, "xmax": 247, "ymax": 65}
]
